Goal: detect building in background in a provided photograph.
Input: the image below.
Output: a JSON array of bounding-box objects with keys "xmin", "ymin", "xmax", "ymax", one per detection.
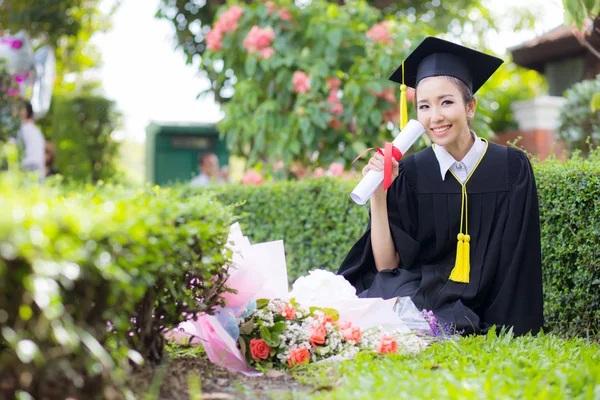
[{"xmin": 493, "ymin": 17, "xmax": 600, "ymax": 160}]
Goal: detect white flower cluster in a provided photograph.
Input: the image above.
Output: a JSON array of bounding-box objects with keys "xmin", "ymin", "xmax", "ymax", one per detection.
[
  {"xmin": 396, "ymin": 332, "xmax": 430, "ymax": 355},
  {"xmin": 289, "ymin": 269, "xmax": 357, "ymax": 306},
  {"xmin": 253, "ymin": 307, "xmax": 275, "ymax": 328}
]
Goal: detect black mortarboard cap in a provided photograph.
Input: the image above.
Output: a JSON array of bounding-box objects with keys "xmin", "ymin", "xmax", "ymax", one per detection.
[{"xmin": 389, "ymin": 36, "xmax": 504, "ymax": 94}]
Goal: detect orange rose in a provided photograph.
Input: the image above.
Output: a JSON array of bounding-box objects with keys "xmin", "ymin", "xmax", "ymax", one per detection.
[
  {"xmin": 376, "ymin": 335, "xmax": 398, "ymax": 354},
  {"xmin": 249, "ymin": 338, "xmax": 271, "ymax": 361},
  {"xmin": 279, "ymin": 303, "xmax": 296, "ymax": 320},
  {"xmin": 287, "ymin": 346, "xmax": 310, "ymax": 367},
  {"xmin": 342, "ymin": 326, "xmax": 362, "ymax": 343},
  {"xmin": 309, "ymin": 324, "xmax": 327, "ymax": 348},
  {"xmin": 336, "ymin": 320, "xmax": 352, "ymax": 330}
]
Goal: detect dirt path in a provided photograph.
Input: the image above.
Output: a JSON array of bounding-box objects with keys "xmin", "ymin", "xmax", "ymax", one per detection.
[{"xmin": 128, "ymin": 357, "xmax": 317, "ymax": 399}]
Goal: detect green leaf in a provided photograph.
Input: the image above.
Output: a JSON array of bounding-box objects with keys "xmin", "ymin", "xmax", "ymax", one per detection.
[
  {"xmin": 245, "ymin": 56, "xmax": 257, "ymax": 76},
  {"xmin": 260, "ymin": 326, "xmax": 271, "ymax": 342},
  {"xmin": 590, "ymin": 92, "xmax": 600, "ymax": 112},
  {"xmin": 327, "ymin": 29, "xmax": 342, "ymax": 47},
  {"xmin": 309, "ymin": 307, "xmax": 339, "ymax": 321},
  {"xmin": 563, "ymin": 0, "xmax": 587, "ymax": 28},
  {"xmin": 256, "ymin": 299, "xmax": 269, "ymax": 309},
  {"xmin": 289, "ymin": 140, "xmax": 301, "ymax": 155},
  {"xmin": 369, "ymin": 109, "xmax": 382, "ymax": 126},
  {"xmin": 239, "ymin": 319, "xmax": 255, "ymax": 335},
  {"xmin": 271, "ymin": 321, "xmax": 286, "ymax": 336}
]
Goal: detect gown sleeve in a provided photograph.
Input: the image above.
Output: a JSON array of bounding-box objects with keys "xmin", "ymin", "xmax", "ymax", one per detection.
[
  {"xmin": 337, "ymin": 159, "xmax": 421, "ymax": 294},
  {"xmin": 480, "ymin": 148, "xmax": 544, "ymax": 335}
]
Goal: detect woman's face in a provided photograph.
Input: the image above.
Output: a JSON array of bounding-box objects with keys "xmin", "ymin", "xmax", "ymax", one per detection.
[{"xmin": 415, "ymin": 76, "xmax": 475, "ymax": 148}]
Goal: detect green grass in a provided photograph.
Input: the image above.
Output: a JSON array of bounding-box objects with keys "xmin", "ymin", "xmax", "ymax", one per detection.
[{"xmin": 286, "ymin": 330, "xmax": 600, "ymax": 400}]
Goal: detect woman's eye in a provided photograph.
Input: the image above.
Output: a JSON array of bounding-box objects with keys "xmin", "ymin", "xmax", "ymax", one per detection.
[
  {"xmin": 442, "ymin": 100, "xmax": 453, "ymax": 105},
  {"xmin": 418, "ymin": 104, "xmax": 429, "ymax": 110}
]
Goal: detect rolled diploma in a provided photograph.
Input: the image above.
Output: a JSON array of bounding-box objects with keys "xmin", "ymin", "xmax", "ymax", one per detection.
[{"xmin": 350, "ymin": 119, "xmax": 425, "ymax": 205}]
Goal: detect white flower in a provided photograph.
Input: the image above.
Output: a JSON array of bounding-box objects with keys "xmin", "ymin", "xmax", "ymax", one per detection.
[{"xmin": 289, "ymin": 269, "xmax": 357, "ymax": 307}]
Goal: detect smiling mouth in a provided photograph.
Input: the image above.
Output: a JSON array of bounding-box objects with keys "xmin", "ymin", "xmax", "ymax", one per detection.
[{"xmin": 431, "ymin": 125, "xmax": 451, "ymax": 136}]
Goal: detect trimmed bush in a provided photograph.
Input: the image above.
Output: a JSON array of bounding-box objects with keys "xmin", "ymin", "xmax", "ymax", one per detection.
[
  {"xmin": 0, "ymin": 175, "xmax": 234, "ymax": 398},
  {"xmin": 203, "ymin": 158, "xmax": 600, "ymax": 338},
  {"xmin": 536, "ymin": 150, "xmax": 600, "ymax": 338},
  {"xmin": 48, "ymin": 94, "xmax": 122, "ymax": 183}
]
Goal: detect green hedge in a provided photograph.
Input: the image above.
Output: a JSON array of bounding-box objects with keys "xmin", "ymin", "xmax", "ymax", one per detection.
[
  {"xmin": 536, "ymin": 151, "xmax": 600, "ymax": 338},
  {"xmin": 47, "ymin": 94, "xmax": 122, "ymax": 183},
  {"xmin": 201, "ymin": 157, "xmax": 600, "ymax": 338},
  {"xmin": 0, "ymin": 175, "xmax": 234, "ymax": 398}
]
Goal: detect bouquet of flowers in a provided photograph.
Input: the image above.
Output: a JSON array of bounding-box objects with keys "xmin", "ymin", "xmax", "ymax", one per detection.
[
  {"xmin": 237, "ymin": 298, "xmax": 429, "ymax": 370},
  {"xmin": 168, "ymin": 223, "xmax": 436, "ymax": 373}
]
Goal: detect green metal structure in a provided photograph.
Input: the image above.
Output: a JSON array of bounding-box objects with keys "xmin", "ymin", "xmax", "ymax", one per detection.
[{"xmin": 145, "ymin": 122, "xmax": 228, "ymax": 185}]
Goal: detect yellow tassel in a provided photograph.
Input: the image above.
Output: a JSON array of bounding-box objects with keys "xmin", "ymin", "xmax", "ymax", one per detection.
[
  {"xmin": 449, "ymin": 233, "xmax": 470, "ymax": 283},
  {"xmin": 399, "ymin": 60, "xmax": 407, "ymax": 130},
  {"xmin": 400, "ymin": 84, "xmax": 408, "ymax": 130},
  {"xmin": 462, "ymin": 234, "xmax": 470, "ymax": 282}
]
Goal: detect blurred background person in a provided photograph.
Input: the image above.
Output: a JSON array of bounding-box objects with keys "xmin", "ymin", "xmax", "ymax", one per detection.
[
  {"xmin": 16, "ymin": 100, "xmax": 45, "ymax": 182},
  {"xmin": 190, "ymin": 152, "xmax": 223, "ymax": 187}
]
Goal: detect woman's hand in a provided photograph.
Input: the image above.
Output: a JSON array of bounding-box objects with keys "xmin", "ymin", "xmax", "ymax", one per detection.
[
  {"xmin": 362, "ymin": 153, "xmax": 399, "ymax": 179},
  {"xmin": 362, "ymin": 152, "xmax": 399, "ymax": 199}
]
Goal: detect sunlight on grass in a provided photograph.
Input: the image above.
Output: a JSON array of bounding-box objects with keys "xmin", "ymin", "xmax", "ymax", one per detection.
[{"xmin": 286, "ymin": 331, "xmax": 600, "ymax": 400}]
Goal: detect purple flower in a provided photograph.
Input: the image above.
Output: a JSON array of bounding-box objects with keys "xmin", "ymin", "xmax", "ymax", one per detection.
[
  {"xmin": 11, "ymin": 40, "xmax": 23, "ymax": 50},
  {"xmin": 421, "ymin": 309, "xmax": 459, "ymax": 338}
]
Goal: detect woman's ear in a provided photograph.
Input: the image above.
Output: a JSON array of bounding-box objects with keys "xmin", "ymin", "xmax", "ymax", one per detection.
[{"xmin": 467, "ymin": 97, "xmax": 477, "ymax": 120}]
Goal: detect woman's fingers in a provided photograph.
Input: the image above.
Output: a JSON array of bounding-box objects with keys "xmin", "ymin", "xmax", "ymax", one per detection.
[{"xmin": 362, "ymin": 154, "xmax": 400, "ymax": 178}]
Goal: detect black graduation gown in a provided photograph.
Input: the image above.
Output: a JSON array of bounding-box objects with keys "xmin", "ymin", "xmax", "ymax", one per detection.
[{"xmin": 338, "ymin": 142, "xmax": 544, "ymax": 336}]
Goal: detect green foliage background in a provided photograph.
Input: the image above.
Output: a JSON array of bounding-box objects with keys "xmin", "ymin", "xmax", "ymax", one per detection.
[
  {"xmin": 558, "ymin": 76, "xmax": 600, "ymax": 156},
  {"xmin": 48, "ymin": 94, "xmax": 122, "ymax": 182}
]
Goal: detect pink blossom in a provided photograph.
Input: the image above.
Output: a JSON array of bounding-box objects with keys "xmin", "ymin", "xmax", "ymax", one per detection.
[
  {"xmin": 312, "ymin": 167, "xmax": 325, "ymax": 178},
  {"xmin": 327, "ymin": 162, "xmax": 345, "ymax": 177},
  {"xmin": 265, "ymin": 1, "xmax": 277, "ymax": 15},
  {"xmin": 327, "ymin": 90, "xmax": 340, "ymax": 104},
  {"xmin": 292, "ymin": 71, "xmax": 311, "ymax": 94},
  {"xmin": 380, "ymin": 88, "xmax": 396, "ymax": 104},
  {"xmin": 377, "ymin": 335, "xmax": 398, "ymax": 354},
  {"xmin": 342, "ymin": 326, "xmax": 362, "ymax": 343},
  {"xmin": 243, "ymin": 26, "xmax": 276, "ymax": 56},
  {"xmin": 406, "ymin": 87, "xmax": 415, "ymax": 102},
  {"xmin": 260, "ymin": 47, "xmax": 276, "ymax": 60},
  {"xmin": 336, "ymin": 320, "xmax": 352, "ymax": 330},
  {"xmin": 206, "ymin": 28, "xmax": 223, "ymax": 51},
  {"xmin": 329, "ymin": 102, "xmax": 343, "ymax": 116},
  {"xmin": 366, "ymin": 21, "xmax": 392, "ymax": 45},
  {"xmin": 241, "ymin": 170, "xmax": 264, "ymax": 186},
  {"xmin": 7, "ymin": 88, "xmax": 18, "ymax": 97},
  {"xmin": 216, "ymin": 6, "xmax": 244, "ymax": 33},
  {"xmin": 327, "ymin": 78, "xmax": 342, "ymax": 91},
  {"xmin": 278, "ymin": 8, "xmax": 292, "ymax": 21}
]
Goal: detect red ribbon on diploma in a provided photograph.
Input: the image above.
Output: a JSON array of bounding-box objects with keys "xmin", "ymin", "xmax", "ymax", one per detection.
[{"xmin": 352, "ymin": 142, "xmax": 403, "ymax": 191}]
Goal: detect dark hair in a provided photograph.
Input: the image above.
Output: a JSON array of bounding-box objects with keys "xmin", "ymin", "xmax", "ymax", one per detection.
[
  {"xmin": 198, "ymin": 152, "xmax": 217, "ymax": 165},
  {"xmin": 22, "ymin": 100, "xmax": 34, "ymax": 119},
  {"xmin": 414, "ymin": 76, "xmax": 474, "ymax": 107}
]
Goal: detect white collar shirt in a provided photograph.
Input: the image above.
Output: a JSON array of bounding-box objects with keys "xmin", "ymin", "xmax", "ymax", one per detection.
[{"xmin": 433, "ymin": 133, "xmax": 486, "ymax": 184}]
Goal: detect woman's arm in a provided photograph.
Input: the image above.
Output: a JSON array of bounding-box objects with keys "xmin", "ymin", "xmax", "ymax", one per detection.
[{"xmin": 363, "ymin": 153, "xmax": 400, "ymax": 271}]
